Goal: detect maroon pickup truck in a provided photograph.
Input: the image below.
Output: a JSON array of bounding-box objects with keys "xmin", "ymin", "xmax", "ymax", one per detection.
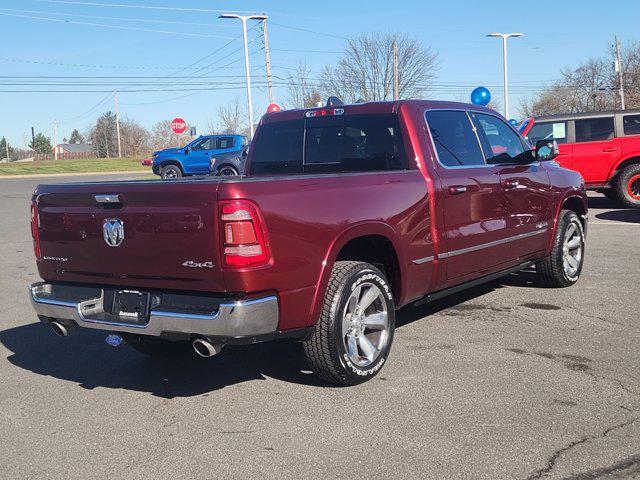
[{"xmin": 29, "ymin": 101, "xmax": 588, "ymax": 386}]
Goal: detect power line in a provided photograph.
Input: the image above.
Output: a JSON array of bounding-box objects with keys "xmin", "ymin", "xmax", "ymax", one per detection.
[
  {"xmin": 269, "ymin": 21, "xmax": 349, "ymax": 40},
  {"xmin": 32, "ymin": 0, "xmax": 257, "ymax": 14},
  {"xmin": 57, "ymin": 92, "xmax": 113, "ymax": 123},
  {"xmin": 0, "ymin": 7, "xmax": 238, "ymax": 27},
  {"xmin": 0, "ymin": 56, "xmax": 243, "ymax": 71},
  {"xmin": 0, "ymin": 11, "xmax": 235, "ymax": 38}
]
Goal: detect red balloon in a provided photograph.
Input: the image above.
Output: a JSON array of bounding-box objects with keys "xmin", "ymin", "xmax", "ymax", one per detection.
[{"xmin": 267, "ymin": 103, "xmax": 281, "ymax": 113}]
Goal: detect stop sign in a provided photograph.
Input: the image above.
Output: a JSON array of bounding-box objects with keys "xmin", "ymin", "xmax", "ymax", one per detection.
[{"xmin": 170, "ymin": 117, "xmax": 187, "ymax": 135}]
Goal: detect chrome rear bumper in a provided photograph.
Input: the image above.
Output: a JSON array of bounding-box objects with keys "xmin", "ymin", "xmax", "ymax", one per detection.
[{"xmin": 29, "ymin": 282, "xmax": 278, "ymax": 338}]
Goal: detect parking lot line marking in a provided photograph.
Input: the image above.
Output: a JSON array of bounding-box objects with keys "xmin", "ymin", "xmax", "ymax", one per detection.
[{"xmin": 590, "ymin": 221, "xmax": 640, "ymax": 226}]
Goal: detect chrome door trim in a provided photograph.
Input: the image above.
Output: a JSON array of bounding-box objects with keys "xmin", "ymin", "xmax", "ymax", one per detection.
[
  {"xmin": 439, "ymin": 228, "xmax": 549, "ymax": 259},
  {"xmin": 412, "ymin": 256, "xmax": 434, "ymax": 265}
]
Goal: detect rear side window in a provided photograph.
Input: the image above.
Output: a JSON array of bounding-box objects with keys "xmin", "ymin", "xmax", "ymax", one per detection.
[
  {"xmin": 623, "ymin": 115, "xmax": 640, "ymax": 135},
  {"xmin": 217, "ymin": 137, "xmax": 235, "ymax": 149},
  {"xmin": 425, "ymin": 110, "xmax": 485, "ymax": 167},
  {"xmin": 250, "ymin": 120, "xmax": 304, "ymax": 175},
  {"xmin": 575, "ymin": 117, "xmax": 615, "ymax": 142},
  {"xmin": 250, "ymin": 115, "xmax": 408, "ymax": 175},
  {"xmin": 527, "ymin": 121, "xmax": 568, "ymax": 144}
]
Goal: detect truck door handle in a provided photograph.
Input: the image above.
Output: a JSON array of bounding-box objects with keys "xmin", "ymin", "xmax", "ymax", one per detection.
[
  {"xmin": 603, "ymin": 147, "xmax": 619, "ymax": 152},
  {"xmin": 504, "ymin": 180, "xmax": 519, "ymax": 189},
  {"xmin": 448, "ymin": 186, "xmax": 467, "ymax": 195}
]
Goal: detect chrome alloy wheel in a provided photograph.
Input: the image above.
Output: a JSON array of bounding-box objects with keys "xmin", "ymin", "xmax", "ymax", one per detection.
[
  {"xmin": 341, "ymin": 282, "xmax": 390, "ymax": 367},
  {"xmin": 562, "ymin": 221, "xmax": 583, "ymax": 278}
]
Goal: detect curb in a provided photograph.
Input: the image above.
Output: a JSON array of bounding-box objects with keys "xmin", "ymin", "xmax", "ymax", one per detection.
[{"xmin": 0, "ymin": 170, "xmax": 151, "ymax": 180}]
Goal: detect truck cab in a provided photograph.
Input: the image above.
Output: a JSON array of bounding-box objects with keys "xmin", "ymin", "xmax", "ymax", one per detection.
[{"xmin": 151, "ymin": 134, "xmax": 246, "ymax": 179}]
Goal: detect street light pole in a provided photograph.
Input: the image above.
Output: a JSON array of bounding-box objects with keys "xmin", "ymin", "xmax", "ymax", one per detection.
[
  {"xmin": 487, "ymin": 33, "xmax": 523, "ymax": 119},
  {"xmin": 219, "ymin": 13, "xmax": 268, "ymax": 139}
]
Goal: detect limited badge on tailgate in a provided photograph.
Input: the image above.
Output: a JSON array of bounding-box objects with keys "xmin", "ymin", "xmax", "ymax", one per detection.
[{"xmin": 112, "ymin": 290, "xmax": 150, "ymax": 323}]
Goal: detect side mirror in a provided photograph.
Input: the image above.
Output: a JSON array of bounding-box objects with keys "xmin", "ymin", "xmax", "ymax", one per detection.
[
  {"xmin": 184, "ymin": 147, "xmax": 190, "ymax": 154},
  {"xmin": 535, "ymin": 140, "xmax": 559, "ymax": 162}
]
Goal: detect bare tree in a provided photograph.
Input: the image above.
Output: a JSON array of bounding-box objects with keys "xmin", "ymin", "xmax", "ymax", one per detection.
[
  {"xmin": 520, "ymin": 41, "xmax": 640, "ymax": 117},
  {"xmin": 120, "ymin": 118, "xmax": 150, "ymax": 157},
  {"xmin": 150, "ymin": 120, "xmax": 189, "ymax": 150},
  {"xmin": 319, "ymin": 32, "xmax": 439, "ymax": 103},
  {"xmin": 216, "ymin": 97, "xmax": 246, "ymax": 134},
  {"xmin": 285, "ymin": 61, "xmax": 323, "ymax": 108}
]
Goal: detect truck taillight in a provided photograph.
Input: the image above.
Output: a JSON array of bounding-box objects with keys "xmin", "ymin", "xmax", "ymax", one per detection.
[
  {"xmin": 31, "ymin": 202, "xmax": 41, "ymax": 259},
  {"xmin": 220, "ymin": 200, "xmax": 270, "ymax": 268}
]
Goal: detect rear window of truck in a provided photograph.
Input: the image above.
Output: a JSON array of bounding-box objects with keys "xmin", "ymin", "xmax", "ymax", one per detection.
[{"xmin": 250, "ymin": 114, "xmax": 408, "ymax": 175}]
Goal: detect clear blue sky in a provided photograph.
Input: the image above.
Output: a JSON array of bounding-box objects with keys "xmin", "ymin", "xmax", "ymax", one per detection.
[{"xmin": 1, "ymin": 0, "xmax": 639, "ymax": 147}]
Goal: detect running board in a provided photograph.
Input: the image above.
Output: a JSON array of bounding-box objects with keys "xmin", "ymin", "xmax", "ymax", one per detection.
[{"xmin": 413, "ymin": 261, "xmax": 535, "ymax": 307}]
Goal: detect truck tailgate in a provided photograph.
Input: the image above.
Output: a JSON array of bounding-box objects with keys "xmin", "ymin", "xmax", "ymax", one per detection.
[{"xmin": 34, "ymin": 179, "xmax": 226, "ymax": 293}]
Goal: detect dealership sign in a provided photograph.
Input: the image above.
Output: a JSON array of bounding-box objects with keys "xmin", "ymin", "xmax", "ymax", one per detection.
[{"xmin": 170, "ymin": 117, "xmax": 188, "ymax": 135}]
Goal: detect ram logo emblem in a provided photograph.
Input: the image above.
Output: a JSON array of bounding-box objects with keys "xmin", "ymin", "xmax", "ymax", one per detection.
[{"xmin": 103, "ymin": 218, "xmax": 125, "ymax": 247}]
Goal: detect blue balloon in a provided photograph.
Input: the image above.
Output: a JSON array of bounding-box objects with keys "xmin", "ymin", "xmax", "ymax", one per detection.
[
  {"xmin": 509, "ymin": 119, "xmax": 519, "ymax": 127},
  {"xmin": 471, "ymin": 87, "xmax": 491, "ymax": 106}
]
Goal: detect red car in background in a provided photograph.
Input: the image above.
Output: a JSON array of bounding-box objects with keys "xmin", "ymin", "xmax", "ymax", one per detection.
[{"xmin": 522, "ymin": 109, "xmax": 640, "ymax": 207}]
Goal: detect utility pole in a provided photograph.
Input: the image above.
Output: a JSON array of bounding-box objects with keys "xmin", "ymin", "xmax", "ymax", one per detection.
[
  {"xmin": 393, "ymin": 41, "xmax": 399, "ymax": 101},
  {"xmin": 114, "ymin": 90, "xmax": 122, "ymax": 157},
  {"xmin": 262, "ymin": 18, "xmax": 274, "ymax": 104},
  {"xmin": 53, "ymin": 120, "xmax": 58, "ymax": 161},
  {"xmin": 487, "ymin": 33, "xmax": 524, "ymax": 119},
  {"xmin": 615, "ymin": 36, "xmax": 626, "ymax": 110},
  {"xmin": 219, "ymin": 13, "xmax": 267, "ymax": 139},
  {"xmin": 5, "ymin": 138, "xmax": 9, "ymax": 163}
]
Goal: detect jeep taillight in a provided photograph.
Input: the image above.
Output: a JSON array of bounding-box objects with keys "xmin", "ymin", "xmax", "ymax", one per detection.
[
  {"xmin": 220, "ymin": 200, "xmax": 270, "ymax": 268},
  {"xmin": 31, "ymin": 202, "xmax": 41, "ymax": 259}
]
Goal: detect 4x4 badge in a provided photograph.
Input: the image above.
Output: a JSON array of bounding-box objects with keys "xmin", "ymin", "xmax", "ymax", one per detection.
[{"xmin": 103, "ymin": 218, "xmax": 125, "ymax": 247}]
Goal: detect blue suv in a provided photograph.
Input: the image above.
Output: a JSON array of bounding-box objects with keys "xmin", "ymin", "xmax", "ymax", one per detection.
[{"xmin": 152, "ymin": 134, "xmax": 246, "ymax": 179}]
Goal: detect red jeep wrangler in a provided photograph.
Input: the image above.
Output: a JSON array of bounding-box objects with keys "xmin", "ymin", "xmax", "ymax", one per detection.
[{"xmin": 523, "ymin": 109, "xmax": 640, "ymax": 207}]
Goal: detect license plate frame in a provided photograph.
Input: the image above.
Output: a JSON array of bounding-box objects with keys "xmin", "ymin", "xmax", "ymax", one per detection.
[{"xmin": 111, "ymin": 289, "xmax": 151, "ymax": 324}]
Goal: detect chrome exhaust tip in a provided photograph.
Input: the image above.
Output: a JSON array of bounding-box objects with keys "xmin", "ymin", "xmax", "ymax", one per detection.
[
  {"xmin": 50, "ymin": 321, "xmax": 68, "ymax": 338},
  {"xmin": 192, "ymin": 338, "xmax": 221, "ymax": 358}
]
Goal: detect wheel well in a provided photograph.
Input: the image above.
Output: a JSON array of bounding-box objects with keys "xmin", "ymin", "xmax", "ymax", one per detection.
[
  {"xmin": 562, "ymin": 196, "xmax": 586, "ymax": 228},
  {"xmin": 336, "ymin": 235, "xmax": 401, "ymax": 301},
  {"xmin": 160, "ymin": 160, "xmax": 183, "ymax": 172},
  {"xmin": 612, "ymin": 156, "xmax": 640, "ymax": 179}
]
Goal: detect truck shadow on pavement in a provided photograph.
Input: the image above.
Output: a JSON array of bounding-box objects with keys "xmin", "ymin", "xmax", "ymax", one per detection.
[{"xmin": 0, "ymin": 272, "xmax": 535, "ymax": 398}]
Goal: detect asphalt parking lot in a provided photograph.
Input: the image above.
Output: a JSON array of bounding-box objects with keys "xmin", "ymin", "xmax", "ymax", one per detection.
[{"xmin": 0, "ymin": 174, "xmax": 639, "ymax": 480}]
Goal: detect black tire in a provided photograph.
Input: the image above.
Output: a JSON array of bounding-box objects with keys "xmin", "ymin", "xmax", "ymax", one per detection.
[
  {"xmin": 160, "ymin": 164, "xmax": 182, "ymax": 180},
  {"xmin": 612, "ymin": 164, "xmax": 640, "ymax": 208},
  {"xmin": 216, "ymin": 165, "xmax": 239, "ymax": 176},
  {"xmin": 536, "ymin": 210, "xmax": 585, "ymax": 288},
  {"xmin": 302, "ymin": 261, "xmax": 395, "ymax": 386},
  {"xmin": 123, "ymin": 334, "xmax": 191, "ymax": 357}
]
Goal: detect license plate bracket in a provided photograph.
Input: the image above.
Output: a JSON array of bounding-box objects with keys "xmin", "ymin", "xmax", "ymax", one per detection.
[{"xmin": 111, "ymin": 290, "xmax": 150, "ymax": 324}]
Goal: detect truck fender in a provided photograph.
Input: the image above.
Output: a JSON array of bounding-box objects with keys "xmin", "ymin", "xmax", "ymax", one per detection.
[
  {"xmin": 305, "ymin": 221, "xmax": 407, "ymax": 327},
  {"xmin": 547, "ymin": 190, "xmax": 588, "ymax": 251},
  {"xmin": 607, "ymin": 155, "xmax": 640, "ymax": 182},
  {"xmin": 159, "ymin": 159, "xmax": 184, "ymax": 172}
]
